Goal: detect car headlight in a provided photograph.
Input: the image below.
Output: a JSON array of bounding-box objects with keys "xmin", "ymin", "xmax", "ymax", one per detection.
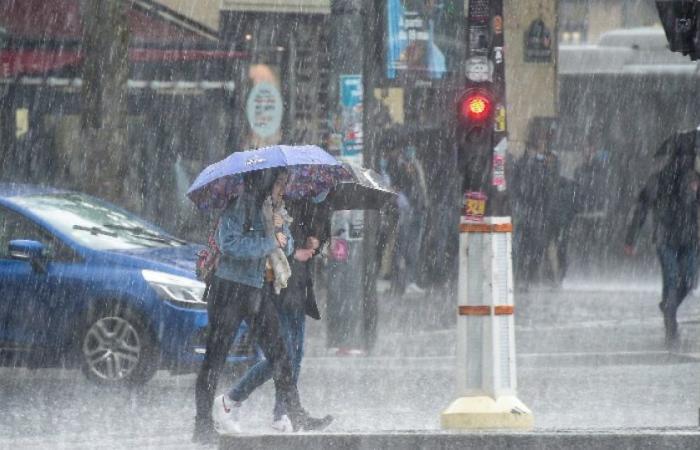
[{"xmin": 142, "ymin": 270, "xmax": 207, "ymax": 310}]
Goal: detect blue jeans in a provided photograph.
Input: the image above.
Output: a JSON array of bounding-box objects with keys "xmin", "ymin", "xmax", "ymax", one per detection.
[
  {"xmin": 392, "ymin": 204, "xmax": 424, "ymax": 292},
  {"xmin": 229, "ymin": 291, "xmax": 306, "ymax": 419},
  {"xmin": 657, "ymin": 243, "xmax": 697, "ymax": 342}
]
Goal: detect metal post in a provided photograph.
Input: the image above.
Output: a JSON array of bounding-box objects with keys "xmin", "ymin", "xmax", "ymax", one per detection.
[
  {"xmin": 326, "ymin": 0, "xmax": 371, "ymax": 352},
  {"xmin": 441, "ymin": 0, "xmax": 533, "ymax": 430}
]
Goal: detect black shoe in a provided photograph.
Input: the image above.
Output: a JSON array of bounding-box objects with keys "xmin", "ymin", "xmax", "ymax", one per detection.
[
  {"xmin": 192, "ymin": 420, "xmax": 217, "ymax": 445},
  {"xmin": 665, "ymin": 332, "xmax": 681, "ymax": 352},
  {"xmin": 290, "ymin": 410, "xmax": 334, "ymax": 432}
]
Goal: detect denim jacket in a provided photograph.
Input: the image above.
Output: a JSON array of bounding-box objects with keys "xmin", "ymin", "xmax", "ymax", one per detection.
[{"xmin": 215, "ymin": 193, "xmax": 293, "ymax": 288}]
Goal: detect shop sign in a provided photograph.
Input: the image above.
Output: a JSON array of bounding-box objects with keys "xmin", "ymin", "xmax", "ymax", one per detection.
[
  {"xmin": 246, "ymin": 82, "xmax": 283, "ymax": 138},
  {"xmin": 524, "ymin": 19, "xmax": 553, "ymax": 63}
]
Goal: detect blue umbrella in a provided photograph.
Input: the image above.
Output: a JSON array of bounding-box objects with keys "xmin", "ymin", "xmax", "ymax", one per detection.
[{"xmin": 187, "ymin": 145, "xmax": 350, "ymax": 210}]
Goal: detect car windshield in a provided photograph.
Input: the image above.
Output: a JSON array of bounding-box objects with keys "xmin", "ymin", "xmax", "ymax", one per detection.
[{"xmin": 9, "ymin": 193, "xmax": 186, "ymax": 251}]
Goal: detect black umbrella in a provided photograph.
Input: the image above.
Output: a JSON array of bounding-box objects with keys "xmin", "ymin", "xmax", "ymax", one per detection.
[
  {"xmin": 326, "ymin": 163, "xmax": 396, "ymax": 211},
  {"xmin": 654, "ymin": 129, "xmax": 696, "ymax": 158}
]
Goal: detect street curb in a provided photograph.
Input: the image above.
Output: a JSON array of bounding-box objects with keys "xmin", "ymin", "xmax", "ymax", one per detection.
[{"xmin": 219, "ymin": 430, "xmax": 700, "ymax": 450}]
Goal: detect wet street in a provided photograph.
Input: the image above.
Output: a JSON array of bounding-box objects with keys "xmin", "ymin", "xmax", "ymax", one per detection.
[{"xmin": 2, "ymin": 278, "xmax": 700, "ymax": 448}]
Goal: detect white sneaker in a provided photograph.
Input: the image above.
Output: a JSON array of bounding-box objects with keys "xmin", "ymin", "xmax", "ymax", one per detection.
[
  {"xmin": 212, "ymin": 395, "xmax": 242, "ymax": 435},
  {"xmin": 405, "ymin": 283, "xmax": 425, "ymax": 294},
  {"xmin": 271, "ymin": 415, "xmax": 293, "ymax": 433}
]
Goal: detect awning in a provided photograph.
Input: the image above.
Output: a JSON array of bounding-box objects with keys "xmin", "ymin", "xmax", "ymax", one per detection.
[
  {"xmin": 0, "ymin": 0, "xmax": 219, "ymax": 45},
  {"xmin": 0, "ymin": 50, "xmax": 82, "ymax": 78},
  {"xmin": 0, "ymin": 0, "xmax": 245, "ymax": 78},
  {"xmin": 0, "ymin": 48, "xmax": 247, "ymax": 79},
  {"xmin": 0, "ymin": 76, "xmax": 236, "ymax": 93}
]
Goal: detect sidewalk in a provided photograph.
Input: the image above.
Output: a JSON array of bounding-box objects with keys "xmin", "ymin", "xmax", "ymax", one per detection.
[
  {"xmin": 222, "ymin": 429, "xmax": 700, "ymax": 450},
  {"xmin": 306, "ymin": 280, "xmax": 700, "ymax": 359}
]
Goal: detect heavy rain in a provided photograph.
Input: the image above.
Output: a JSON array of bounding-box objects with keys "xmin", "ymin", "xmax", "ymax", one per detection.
[{"xmin": 0, "ymin": 1, "xmax": 700, "ymax": 449}]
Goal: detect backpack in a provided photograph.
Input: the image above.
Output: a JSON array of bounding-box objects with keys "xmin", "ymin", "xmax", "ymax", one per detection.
[{"xmin": 196, "ymin": 218, "xmax": 221, "ymax": 284}]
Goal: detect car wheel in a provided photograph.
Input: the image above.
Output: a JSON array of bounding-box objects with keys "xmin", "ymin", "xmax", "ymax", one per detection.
[{"xmin": 81, "ymin": 307, "xmax": 158, "ymax": 386}]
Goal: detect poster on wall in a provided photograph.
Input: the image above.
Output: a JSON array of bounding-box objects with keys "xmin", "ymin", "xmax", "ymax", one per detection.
[{"xmin": 385, "ymin": 0, "xmax": 461, "ymax": 80}]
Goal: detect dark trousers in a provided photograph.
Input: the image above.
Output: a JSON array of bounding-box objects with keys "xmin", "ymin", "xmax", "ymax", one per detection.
[
  {"xmin": 194, "ymin": 276, "xmax": 301, "ymax": 434},
  {"xmin": 229, "ymin": 287, "xmax": 306, "ymax": 419},
  {"xmin": 657, "ymin": 243, "xmax": 698, "ymax": 342},
  {"xmin": 514, "ymin": 224, "xmax": 546, "ymax": 286}
]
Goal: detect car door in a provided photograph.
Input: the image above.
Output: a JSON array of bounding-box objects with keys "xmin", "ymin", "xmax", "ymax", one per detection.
[{"xmin": 0, "ymin": 206, "xmax": 83, "ymax": 359}]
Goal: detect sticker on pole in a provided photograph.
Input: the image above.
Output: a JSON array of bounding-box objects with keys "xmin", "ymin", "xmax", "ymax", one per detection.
[
  {"xmin": 492, "ymin": 138, "xmax": 508, "ymax": 192},
  {"xmin": 494, "ymin": 47, "xmax": 504, "ymax": 65},
  {"xmin": 466, "ymin": 56, "xmax": 493, "ymax": 82},
  {"xmin": 494, "ymin": 104, "xmax": 506, "ymax": 132},
  {"xmin": 464, "ymin": 191, "xmax": 487, "ymax": 222},
  {"xmin": 493, "ymin": 15, "xmax": 503, "ymax": 34}
]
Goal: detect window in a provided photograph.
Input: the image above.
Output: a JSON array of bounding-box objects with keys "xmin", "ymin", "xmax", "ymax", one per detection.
[
  {"xmin": 559, "ymin": 0, "xmax": 589, "ymax": 44},
  {"xmin": 0, "ymin": 208, "xmax": 75, "ymax": 262},
  {"xmin": 8, "ymin": 193, "xmax": 184, "ymax": 251}
]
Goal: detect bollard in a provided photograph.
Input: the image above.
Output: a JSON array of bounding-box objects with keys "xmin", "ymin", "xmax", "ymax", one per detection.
[{"xmin": 441, "ymin": 216, "xmax": 533, "ymax": 430}]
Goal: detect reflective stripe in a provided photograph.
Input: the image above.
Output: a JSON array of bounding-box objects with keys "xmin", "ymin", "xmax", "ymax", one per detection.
[
  {"xmin": 460, "ymin": 223, "xmax": 513, "ymax": 233},
  {"xmin": 458, "ymin": 305, "xmax": 514, "ymax": 316}
]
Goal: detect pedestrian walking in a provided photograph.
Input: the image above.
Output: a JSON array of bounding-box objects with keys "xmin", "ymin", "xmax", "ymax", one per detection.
[
  {"xmin": 222, "ymin": 191, "xmax": 333, "ymax": 433},
  {"xmin": 625, "ymin": 129, "xmax": 700, "ymax": 350},
  {"xmin": 573, "ymin": 140, "xmax": 611, "ymax": 272},
  {"xmin": 511, "ymin": 146, "xmax": 558, "ymax": 289},
  {"xmin": 391, "ymin": 144, "xmax": 428, "ymax": 295},
  {"xmin": 544, "ymin": 174, "xmax": 580, "ymax": 287},
  {"xmin": 193, "ymin": 169, "xmax": 327, "ymax": 442}
]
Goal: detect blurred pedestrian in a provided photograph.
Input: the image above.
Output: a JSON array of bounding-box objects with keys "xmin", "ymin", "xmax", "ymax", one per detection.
[
  {"xmin": 573, "ymin": 140, "xmax": 611, "ymax": 271},
  {"xmin": 624, "ymin": 130, "xmax": 700, "ymax": 350},
  {"xmin": 544, "ymin": 173, "xmax": 580, "ymax": 287},
  {"xmin": 377, "ymin": 149, "xmax": 400, "ymax": 280},
  {"xmin": 193, "ymin": 169, "xmax": 326, "ymax": 442},
  {"xmin": 391, "ymin": 144, "xmax": 428, "ymax": 295},
  {"xmin": 226, "ymin": 194, "xmax": 332, "ymax": 433},
  {"xmin": 512, "ymin": 142, "xmax": 558, "ymax": 289}
]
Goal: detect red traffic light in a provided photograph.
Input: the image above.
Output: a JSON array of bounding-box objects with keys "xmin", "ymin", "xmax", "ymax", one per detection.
[{"xmin": 459, "ymin": 90, "xmax": 493, "ymax": 123}]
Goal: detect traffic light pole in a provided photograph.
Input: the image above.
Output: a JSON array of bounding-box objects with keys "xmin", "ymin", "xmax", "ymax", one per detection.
[{"xmin": 441, "ymin": 0, "xmax": 533, "ymax": 430}]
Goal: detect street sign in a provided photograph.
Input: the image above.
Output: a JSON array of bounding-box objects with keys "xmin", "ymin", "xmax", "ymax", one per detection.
[{"xmin": 339, "ymin": 74, "xmax": 363, "ymax": 162}]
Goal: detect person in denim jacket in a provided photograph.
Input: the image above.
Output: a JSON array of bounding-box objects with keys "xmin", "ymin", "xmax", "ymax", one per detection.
[
  {"xmin": 193, "ymin": 169, "xmax": 327, "ymax": 442},
  {"xmin": 227, "ymin": 196, "xmax": 333, "ymax": 432}
]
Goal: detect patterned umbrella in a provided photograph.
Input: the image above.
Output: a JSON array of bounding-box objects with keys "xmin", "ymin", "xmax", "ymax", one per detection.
[{"xmin": 186, "ymin": 145, "xmax": 351, "ymax": 210}]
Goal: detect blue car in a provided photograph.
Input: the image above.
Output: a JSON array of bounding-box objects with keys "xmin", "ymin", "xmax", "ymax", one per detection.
[{"xmin": 0, "ymin": 184, "xmax": 255, "ymax": 386}]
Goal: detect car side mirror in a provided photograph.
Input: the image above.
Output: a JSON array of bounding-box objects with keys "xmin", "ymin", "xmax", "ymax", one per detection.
[{"xmin": 9, "ymin": 239, "xmax": 47, "ymax": 272}]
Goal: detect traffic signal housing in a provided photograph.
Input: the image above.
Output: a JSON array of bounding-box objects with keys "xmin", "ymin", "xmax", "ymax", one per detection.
[
  {"xmin": 656, "ymin": 0, "xmax": 700, "ymax": 60},
  {"xmin": 456, "ymin": 86, "xmax": 495, "ymax": 192}
]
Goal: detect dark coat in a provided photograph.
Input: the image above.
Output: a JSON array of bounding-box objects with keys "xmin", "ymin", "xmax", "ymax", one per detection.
[
  {"xmin": 546, "ymin": 176, "xmax": 581, "ymax": 241},
  {"xmin": 512, "ymin": 152, "xmax": 559, "ymax": 245},
  {"xmin": 283, "ymin": 200, "xmax": 331, "ymax": 320},
  {"xmin": 283, "ymin": 258, "xmax": 320, "ymax": 320},
  {"xmin": 626, "ymin": 135, "xmax": 700, "ymax": 248}
]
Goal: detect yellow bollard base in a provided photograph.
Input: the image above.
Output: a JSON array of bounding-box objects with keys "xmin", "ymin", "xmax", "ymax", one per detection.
[{"xmin": 441, "ymin": 395, "xmax": 534, "ymax": 430}]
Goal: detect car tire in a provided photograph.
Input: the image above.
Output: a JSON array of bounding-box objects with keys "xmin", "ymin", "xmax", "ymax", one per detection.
[{"xmin": 80, "ymin": 305, "xmax": 158, "ymax": 386}]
